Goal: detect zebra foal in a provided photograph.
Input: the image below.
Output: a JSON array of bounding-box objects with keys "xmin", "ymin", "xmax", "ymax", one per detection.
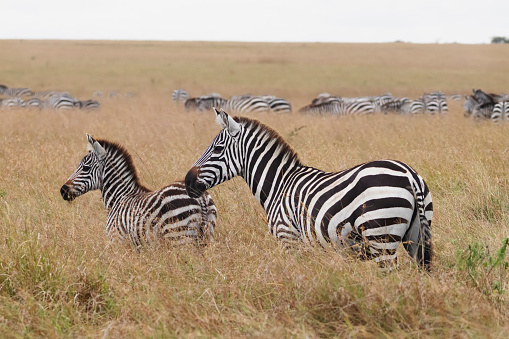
[
  {"xmin": 186, "ymin": 108, "xmax": 433, "ymax": 271},
  {"xmin": 61, "ymin": 134, "xmax": 217, "ymax": 248}
]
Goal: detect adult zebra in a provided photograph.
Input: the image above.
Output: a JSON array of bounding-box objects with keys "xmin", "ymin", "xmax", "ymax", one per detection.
[
  {"xmin": 299, "ymin": 97, "xmax": 375, "ymax": 116},
  {"xmin": 172, "ymin": 89, "xmax": 190, "ymax": 103},
  {"xmin": 422, "ymin": 91, "xmax": 448, "ymax": 114},
  {"xmin": 185, "ymin": 94, "xmax": 227, "ymax": 112},
  {"xmin": 224, "ymin": 95, "xmax": 270, "ymax": 113},
  {"xmin": 491, "ymin": 102, "xmax": 509, "ymax": 123},
  {"xmin": 260, "ymin": 95, "xmax": 292, "ymax": 113},
  {"xmin": 75, "ymin": 99, "xmax": 100, "ymax": 111},
  {"xmin": 0, "ymin": 85, "xmax": 33, "ymax": 97},
  {"xmin": 61, "ymin": 134, "xmax": 217, "ymax": 248},
  {"xmin": 1, "ymin": 97, "xmax": 26, "ymax": 109},
  {"xmin": 380, "ymin": 98, "xmax": 411, "ymax": 114},
  {"xmin": 185, "ymin": 108, "xmax": 433, "ymax": 271},
  {"xmin": 43, "ymin": 94, "xmax": 79, "ymax": 110}
]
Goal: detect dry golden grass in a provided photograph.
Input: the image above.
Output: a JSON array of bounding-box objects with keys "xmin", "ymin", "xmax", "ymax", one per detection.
[{"xmin": 0, "ymin": 40, "xmax": 509, "ymax": 337}]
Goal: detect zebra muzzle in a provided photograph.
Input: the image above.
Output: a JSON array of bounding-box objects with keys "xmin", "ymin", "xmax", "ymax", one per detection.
[{"xmin": 60, "ymin": 184, "xmax": 77, "ymax": 201}]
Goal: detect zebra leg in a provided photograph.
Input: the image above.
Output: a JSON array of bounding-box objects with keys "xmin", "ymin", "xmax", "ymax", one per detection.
[
  {"xmin": 339, "ymin": 227, "xmax": 374, "ymax": 260},
  {"xmin": 274, "ymin": 221, "xmax": 302, "ymax": 251},
  {"xmin": 358, "ymin": 222, "xmax": 405, "ymax": 272}
]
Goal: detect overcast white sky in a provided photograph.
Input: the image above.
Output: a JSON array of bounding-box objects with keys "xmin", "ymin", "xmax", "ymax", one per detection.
[{"xmin": 1, "ymin": 0, "xmax": 507, "ymax": 44}]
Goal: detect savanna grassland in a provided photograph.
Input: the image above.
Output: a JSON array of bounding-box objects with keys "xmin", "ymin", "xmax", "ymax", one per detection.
[{"xmin": 1, "ymin": 40, "xmax": 509, "ymax": 337}]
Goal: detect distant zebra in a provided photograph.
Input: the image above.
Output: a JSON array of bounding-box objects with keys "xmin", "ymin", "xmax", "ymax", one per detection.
[
  {"xmin": 185, "ymin": 95, "xmax": 227, "ymax": 112},
  {"xmin": 380, "ymin": 98, "xmax": 411, "ymax": 114},
  {"xmin": 75, "ymin": 99, "xmax": 100, "ymax": 111},
  {"xmin": 1, "ymin": 97, "xmax": 26, "ymax": 109},
  {"xmin": 172, "ymin": 89, "xmax": 190, "ymax": 103},
  {"xmin": 491, "ymin": 102, "xmax": 509, "ymax": 123},
  {"xmin": 27, "ymin": 98, "xmax": 43, "ymax": 109},
  {"xmin": 61, "ymin": 134, "xmax": 217, "ymax": 248},
  {"xmin": 464, "ymin": 95, "xmax": 478, "ymax": 117},
  {"xmin": 473, "ymin": 88, "xmax": 495, "ymax": 106},
  {"xmin": 298, "ymin": 96, "xmax": 342, "ymax": 115},
  {"xmin": 43, "ymin": 94, "xmax": 78, "ymax": 110},
  {"xmin": 473, "ymin": 103, "xmax": 495, "ymax": 120},
  {"xmin": 186, "ymin": 109, "xmax": 433, "ymax": 271},
  {"xmin": 33, "ymin": 90, "xmax": 70, "ymax": 99},
  {"xmin": 260, "ymin": 95, "xmax": 292, "ymax": 113},
  {"xmin": 224, "ymin": 95, "xmax": 270, "ymax": 113},
  {"xmin": 300, "ymin": 93, "xmax": 395, "ymax": 115},
  {"xmin": 302, "ymin": 99, "xmax": 375, "ymax": 116},
  {"xmin": 0, "ymin": 85, "xmax": 33, "ymax": 97},
  {"xmin": 422, "ymin": 91, "xmax": 448, "ymax": 114},
  {"xmin": 370, "ymin": 93, "xmax": 395, "ymax": 112}
]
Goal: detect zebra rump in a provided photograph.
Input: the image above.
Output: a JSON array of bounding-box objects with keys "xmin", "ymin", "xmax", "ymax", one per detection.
[{"xmin": 492, "ymin": 102, "xmax": 509, "ymax": 123}]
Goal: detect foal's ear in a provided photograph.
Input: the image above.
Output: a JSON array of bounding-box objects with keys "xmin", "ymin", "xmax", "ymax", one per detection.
[
  {"xmin": 86, "ymin": 133, "xmax": 107, "ymax": 160},
  {"xmin": 214, "ymin": 107, "xmax": 241, "ymax": 137}
]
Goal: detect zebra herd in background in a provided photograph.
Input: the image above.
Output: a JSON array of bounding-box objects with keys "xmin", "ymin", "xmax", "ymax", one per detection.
[
  {"xmin": 172, "ymin": 89, "xmax": 292, "ymax": 113},
  {"xmin": 175, "ymin": 89, "xmax": 460, "ymax": 117},
  {"xmin": 464, "ymin": 88, "xmax": 509, "ymax": 122},
  {"xmin": 299, "ymin": 91, "xmax": 454, "ymax": 115},
  {"xmin": 0, "ymin": 84, "xmax": 100, "ymax": 111}
]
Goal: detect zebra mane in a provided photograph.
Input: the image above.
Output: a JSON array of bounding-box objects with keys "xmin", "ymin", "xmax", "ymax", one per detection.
[
  {"xmin": 234, "ymin": 116, "xmax": 302, "ymax": 166},
  {"xmin": 95, "ymin": 139, "xmax": 150, "ymax": 192}
]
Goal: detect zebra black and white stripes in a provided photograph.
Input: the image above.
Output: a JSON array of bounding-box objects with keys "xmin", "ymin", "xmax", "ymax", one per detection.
[
  {"xmin": 172, "ymin": 89, "xmax": 190, "ymax": 103},
  {"xmin": 224, "ymin": 95, "xmax": 270, "ymax": 113},
  {"xmin": 178, "ymin": 90, "xmax": 292, "ymax": 113},
  {"xmin": 465, "ymin": 89, "xmax": 509, "ymax": 121},
  {"xmin": 492, "ymin": 102, "xmax": 509, "ymax": 123},
  {"xmin": 0, "ymin": 84, "xmax": 33, "ymax": 97},
  {"xmin": 185, "ymin": 94, "xmax": 227, "ymax": 112},
  {"xmin": 61, "ymin": 134, "xmax": 217, "ymax": 248},
  {"xmin": 185, "ymin": 109, "xmax": 433, "ymax": 271}
]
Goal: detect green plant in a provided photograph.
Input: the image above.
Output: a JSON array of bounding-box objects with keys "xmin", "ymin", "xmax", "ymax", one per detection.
[{"xmin": 456, "ymin": 238, "xmax": 509, "ymax": 309}]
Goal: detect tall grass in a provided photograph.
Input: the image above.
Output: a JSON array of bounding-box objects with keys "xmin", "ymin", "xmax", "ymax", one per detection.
[{"xmin": 0, "ymin": 40, "xmax": 508, "ymax": 337}]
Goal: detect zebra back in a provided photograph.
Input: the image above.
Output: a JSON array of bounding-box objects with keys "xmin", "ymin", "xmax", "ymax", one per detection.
[
  {"xmin": 473, "ymin": 88, "xmax": 495, "ymax": 106},
  {"xmin": 1, "ymin": 97, "xmax": 26, "ymax": 109},
  {"xmin": 0, "ymin": 86, "xmax": 33, "ymax": 97},
  {"xmin": 225, "ymin": 95, "xmax": 270, "ymax": 113}
]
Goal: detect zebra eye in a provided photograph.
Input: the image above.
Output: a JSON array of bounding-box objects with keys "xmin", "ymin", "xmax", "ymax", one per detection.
[
  {"xmin": 82, "ymin": 165, "xmax": 91, "ymax": 172},
  {"xmin": 213, "ymin": 145, "xmax": 224, "ymax": 154}
]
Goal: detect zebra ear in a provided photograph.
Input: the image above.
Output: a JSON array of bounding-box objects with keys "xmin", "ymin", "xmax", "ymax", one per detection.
[
  {"xmin": 86, "ymin": 133, "xmax": 96, "ymax": 152},
  {"xmin": 86, "ymin": 133, "xmax": 106, "ymax": 160},
  {"xmin": 214, "ymin": 107, "xmax": 240, "ymax": 137}
]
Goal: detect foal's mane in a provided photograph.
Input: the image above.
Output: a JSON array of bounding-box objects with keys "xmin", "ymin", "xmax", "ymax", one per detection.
[
  {"xmin": 96, "ymin": 139, "xmax": 150, "ymax": 192},
  {"xmin": 234, "ymin": 116, "xmax": 302, "ymax": 166}
]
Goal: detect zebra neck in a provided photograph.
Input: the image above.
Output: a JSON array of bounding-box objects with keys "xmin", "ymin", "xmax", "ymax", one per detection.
[
  {"xmin": 100, "ymin": 159, "xmax": 147, "ymax": 209},
  {"xmin": 243, "ymin": 144, "xmax": 300, "ymax": 210}
]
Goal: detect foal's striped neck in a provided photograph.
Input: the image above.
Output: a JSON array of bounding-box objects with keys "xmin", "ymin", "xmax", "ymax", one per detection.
[{"xmin": 97, "ymin": 139, "xmax": 149, "ymax": 209}]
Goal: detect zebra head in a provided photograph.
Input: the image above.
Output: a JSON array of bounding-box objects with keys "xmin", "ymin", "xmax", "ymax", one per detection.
[
  {"xmin": 60, "ymin": 134, "xmax": 107, "ymax": 201},
  {"xmin": 185, "ymin": 108, "xmax": 242, "ymax": 198}
]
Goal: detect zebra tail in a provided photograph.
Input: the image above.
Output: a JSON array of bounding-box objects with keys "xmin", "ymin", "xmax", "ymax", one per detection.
[{"xmin": 407, "ymin": 180, "xmax": 433, "ymax": 271}]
